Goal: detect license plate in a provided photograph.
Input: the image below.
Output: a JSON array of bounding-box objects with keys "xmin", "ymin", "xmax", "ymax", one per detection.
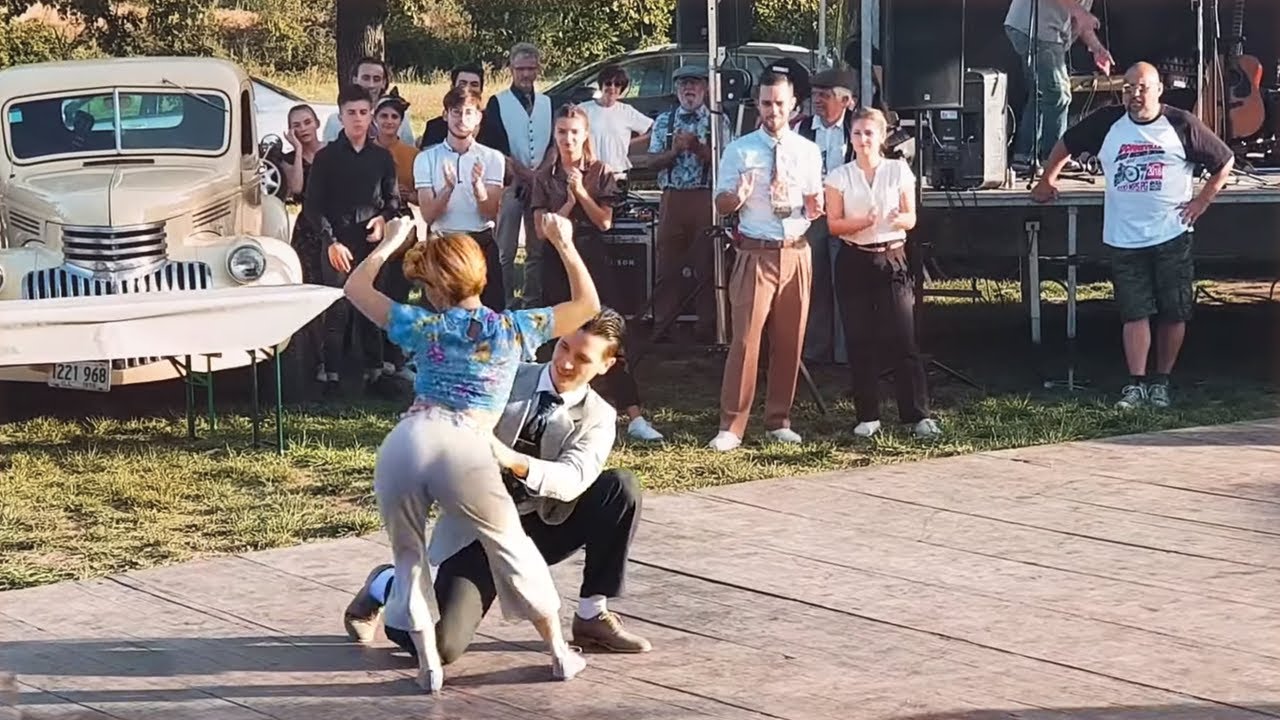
[{"xmin": 47, "ymin": 361, "xmax": 112, "ymax": 392}]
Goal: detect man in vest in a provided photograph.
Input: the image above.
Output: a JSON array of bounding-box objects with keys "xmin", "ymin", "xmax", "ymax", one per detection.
[
  {"xmin": 478, "ymin": 42, "xmax": 554, "ymax": 309},
  {"xmin": 794, "ymin": 69, "xmax": 857, "ymax": 366}
]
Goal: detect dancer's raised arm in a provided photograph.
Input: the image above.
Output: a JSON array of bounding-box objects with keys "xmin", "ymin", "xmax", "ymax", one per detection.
[{"xmin": 540, "ymin": 213, "xmax": 601, "ymax": 335}]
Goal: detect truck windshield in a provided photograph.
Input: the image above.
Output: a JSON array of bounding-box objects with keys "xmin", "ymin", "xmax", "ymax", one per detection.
[{"xmin": 6, "ymin": 90, "xmax": 229, "ymax": 161}]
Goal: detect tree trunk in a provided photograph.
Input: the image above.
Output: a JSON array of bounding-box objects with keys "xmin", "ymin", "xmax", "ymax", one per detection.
[{"xmin": 335, "ymin": 0, "xmax": 389, "ymax": 87}]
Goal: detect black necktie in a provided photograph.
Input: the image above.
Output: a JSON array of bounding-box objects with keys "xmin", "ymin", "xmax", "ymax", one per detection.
[{"xmin": 504, "ymin": 390, "xmax": 563, "ymax": 503}]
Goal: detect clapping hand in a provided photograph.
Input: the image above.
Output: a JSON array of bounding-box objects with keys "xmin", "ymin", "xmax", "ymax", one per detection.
[
  {"xmin": 566, "ymin": 166, "xmax": 586, "ymax": 197},
  {"xmin": 471, "ymin": 161, "xmax": 485, "ymax": 186},
  {"xmin": 736, "ymin": 170, "xmax": 756, "ymax": 205},
  {"xmin": 442, "ymin": 160, "xmax": 457, "ymax": 189}
]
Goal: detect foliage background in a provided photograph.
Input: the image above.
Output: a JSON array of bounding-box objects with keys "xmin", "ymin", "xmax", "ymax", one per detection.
[{"xmin": 0, "ymin": 0, "xmax": 828, "ymax": 75}]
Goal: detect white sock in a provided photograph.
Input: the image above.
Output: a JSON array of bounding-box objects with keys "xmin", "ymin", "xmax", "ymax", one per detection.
[
  {"xmin": 576, "ymin": 595, "xmax": 607, "ymax": 620},
  {"xmin": 369, "ymin": 567, "xmax": 395, "ymax": 604}
]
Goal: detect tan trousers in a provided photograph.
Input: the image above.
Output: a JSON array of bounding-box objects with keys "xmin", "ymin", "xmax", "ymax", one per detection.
[{"xmin": 719, "ymin": 240, "xmax": 813, "ymax": 436}]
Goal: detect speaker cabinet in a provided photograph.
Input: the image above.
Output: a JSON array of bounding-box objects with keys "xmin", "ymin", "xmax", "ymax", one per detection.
[
  {"xmin": 926, "ymin": 69, "xmax": 1008, "ymax": 191},
  {"xmin": 673, "ymin": 0, "xmax": 753, "ymax": 48},
  {"xmin": 601, "ymin": 220, "xmax": 654, "ymax": 319},
  {"xmin": 885, "ymin": 0, "xmax": 966, "ymax": 110}
]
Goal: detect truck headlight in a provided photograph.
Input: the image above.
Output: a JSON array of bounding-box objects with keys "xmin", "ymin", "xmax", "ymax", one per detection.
[{"xmin": 227, "ymin": 243, "xmax": 267, "ymax": 283}]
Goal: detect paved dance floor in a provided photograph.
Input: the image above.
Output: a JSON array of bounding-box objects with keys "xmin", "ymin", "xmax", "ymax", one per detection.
[{"xmin": 2, "ymin": 418, "xmax": 1278, "ymax": 719}]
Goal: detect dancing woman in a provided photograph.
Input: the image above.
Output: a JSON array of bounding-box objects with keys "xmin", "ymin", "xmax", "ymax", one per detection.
[
  {"xmin": 823, "ymin": 108, "xmax": 940, "ymax": 440},
  {"xmin": 342, "ymin": 213, "xmax": 600, "ymax": 692}
]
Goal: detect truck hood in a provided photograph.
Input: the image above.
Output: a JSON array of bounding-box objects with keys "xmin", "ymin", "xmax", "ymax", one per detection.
[{"xmin": 5, "ymin": 164, "xmax": 238, "ymax": 227}]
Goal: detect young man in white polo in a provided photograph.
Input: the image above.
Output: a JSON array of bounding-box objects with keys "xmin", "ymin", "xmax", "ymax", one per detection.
[
  {"xmin": 414, "ymin": 86, "xmax": 506, "ymax": 310},
  {"xmin": 1033, "ymin": 62, "xmax": 1233, "ymax": 409}
]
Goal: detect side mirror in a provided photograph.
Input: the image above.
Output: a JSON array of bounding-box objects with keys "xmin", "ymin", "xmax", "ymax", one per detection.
[{"xmin": 259, "ymin": 133, "xmax": 283, "ymax": 157}]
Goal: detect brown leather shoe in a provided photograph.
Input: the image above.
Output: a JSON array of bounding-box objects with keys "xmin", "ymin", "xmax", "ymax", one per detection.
[
  {"xmin": 343, "ymin": 563, "xmax": 393, "ymax": 644},
  {"xmin": 571, "ymin": 611, "xmax": 652, "ymax": 653}
]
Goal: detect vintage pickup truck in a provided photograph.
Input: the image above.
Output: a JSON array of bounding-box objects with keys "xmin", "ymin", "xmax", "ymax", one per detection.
[{"xmin": 0, "ymin": 56, "xmax": 302, "ymax": 391}]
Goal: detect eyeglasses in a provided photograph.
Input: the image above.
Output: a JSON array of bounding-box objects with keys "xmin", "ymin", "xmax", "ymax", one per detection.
[
  {"xmin": 1122, "ymin": 83, "xmax": 1157, "ymax": 95},
  {"xmin": 601, "ymin": 80, "xmax": 626, "ymax": 88}
]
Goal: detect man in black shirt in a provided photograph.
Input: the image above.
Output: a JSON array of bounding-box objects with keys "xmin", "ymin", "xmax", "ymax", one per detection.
[
  {"xmin": 302, "ymin": 85, "xmax": 403, "ymax": 390},
  {"xmin": 418, "ymin": 63, "xmax": 485, "ymax": 150}
]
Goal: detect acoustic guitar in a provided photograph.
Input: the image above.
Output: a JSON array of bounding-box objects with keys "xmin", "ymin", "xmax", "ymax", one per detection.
[{"xmin": 1223, "ymin": 0, "xmax": 1265, "ymax": 140}]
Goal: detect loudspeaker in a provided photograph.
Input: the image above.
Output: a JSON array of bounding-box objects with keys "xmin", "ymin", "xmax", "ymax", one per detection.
[
  {"xmin": 601, "ymin": 220, "xmax": 654, "ymax": 319},
  {"xmin": 673, "ymin": 0, "xmax": 753, "ymax": 48},
  {"xmin": 885, "ymin": 0, "xmax": 966, "ymax": 110},
  {"xmin": 926, "ymin": 69, "xmax": 1008, "ymax": 190}
]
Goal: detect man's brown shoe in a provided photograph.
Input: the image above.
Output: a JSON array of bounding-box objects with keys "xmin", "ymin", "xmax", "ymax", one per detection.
[
  {"xmin": 343, "ymin": 563, "xmax": 393, "ymax": 644},
  {"xmin": 571, "ymin": 611, "xmax": 652, "ymax": 653}
]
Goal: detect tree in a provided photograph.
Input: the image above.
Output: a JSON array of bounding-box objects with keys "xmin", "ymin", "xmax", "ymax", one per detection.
[{"xmin": 335, "ymin": 0, "xmax": 388, "ymax": 86}]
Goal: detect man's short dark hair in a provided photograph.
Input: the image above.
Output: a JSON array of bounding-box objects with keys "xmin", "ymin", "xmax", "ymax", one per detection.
[
  {"xmin": 337, "ymin": 84, "xmax": 373, "ymax": 108},
  {"xmin": 758, "ymin": 71, "xmax": 794, "ymax": 90},
  {"xmin": 579, "ymin": 308, "xmax": 626, "ymax": 359},
  {"xmin": 596, "ymin": 63, "xmax": 629, "ymax": 90},
  {"xmin": 352, "ymin": 56, "xmax": 390, "ymax": 83},
  {"xmin": 450, "ymin": 62, "xmax": 485, "ymax": 89},
  {"xmin": 442, "ymin": 86, "xmax": 483, "ymax": 112}
]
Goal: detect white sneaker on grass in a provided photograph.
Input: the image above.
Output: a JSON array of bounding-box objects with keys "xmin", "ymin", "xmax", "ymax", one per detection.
[
  {"xmin": 627, "ymin": 416, "xmax": 664, "ymax": 441},
  {"xmin": 853, "ymin": 420, "xmax": 882, "ymax": 438},
  {"xmin": 707, "ymin": 431, "xmax": 742, "ymax": 452},
  {"xmin": 912, "ymin": 418, "xmax": 942, "ymax": 439},
  {"xmin": 765, "ymin": 427, "xmax": 803, "ymax": 444},
  {"xmin": 1115, "ymin": 384, "xmax": 1146, "ymax": 410}
]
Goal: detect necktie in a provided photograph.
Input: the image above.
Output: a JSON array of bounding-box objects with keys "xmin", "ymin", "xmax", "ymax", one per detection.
[{"xmin": 503, "ymin": 390, "xmax": 564, "ymax": 504}]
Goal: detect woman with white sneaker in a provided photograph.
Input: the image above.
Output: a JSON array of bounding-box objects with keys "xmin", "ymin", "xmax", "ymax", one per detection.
[{"xmin": 824, "ymin": 108, "xmax": 940, "ymax": 440}]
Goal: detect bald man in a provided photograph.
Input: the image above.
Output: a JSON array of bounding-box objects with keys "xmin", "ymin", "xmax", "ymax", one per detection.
[{"xmin": 1032, "ymin": 62, "xmax": 1234, "ymax": 411}]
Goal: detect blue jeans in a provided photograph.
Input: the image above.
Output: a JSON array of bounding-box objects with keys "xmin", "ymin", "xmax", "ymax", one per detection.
[{"xmin": 1005, "ymin": 25, "xmax": 1071, "ymax": 162}]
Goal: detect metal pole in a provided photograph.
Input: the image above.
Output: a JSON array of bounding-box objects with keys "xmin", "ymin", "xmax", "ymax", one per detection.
[
  {"xmin": 818, "ymin": 0, "xmax": 828, "ymax": 66},
  {"xmin": 860, "ymin": 0, "xmax": 874, "ymax": 104},
  {"xmin": 708, "ymin": 0, "xmax": 730, "ymax": 345},
  {"xmin": 1195, "ymin": 0, "xmax": 1204, "ymax": 121}
]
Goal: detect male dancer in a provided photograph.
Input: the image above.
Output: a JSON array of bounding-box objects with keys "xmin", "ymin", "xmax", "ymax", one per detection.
[{"xmin": 322, "ymin": 57, "xmax": 415, "ymax": 145}]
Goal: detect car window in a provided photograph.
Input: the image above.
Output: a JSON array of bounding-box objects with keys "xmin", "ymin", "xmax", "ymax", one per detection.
[
  {"xmin": 619, "ymin": 56, "xmax": 670, "ymax": 99},
  {"xmin": 7, "ymin": 90, "xmax": 229, "ymax": 160}
]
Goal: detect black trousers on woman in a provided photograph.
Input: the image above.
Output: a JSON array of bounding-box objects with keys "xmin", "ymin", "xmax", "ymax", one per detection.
[
  {"xmin": 539, "ymin": 225, "xmax": 643, "ymax": 410},
  {"xmin": 835, "ymin": 243, "xmax": 930, "ymax": 424}
]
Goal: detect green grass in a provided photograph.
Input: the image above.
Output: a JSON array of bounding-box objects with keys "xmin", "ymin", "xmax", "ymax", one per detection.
[{"xmin": 1, "ymin": 285, "xmax": 1277, "ymax": 591}]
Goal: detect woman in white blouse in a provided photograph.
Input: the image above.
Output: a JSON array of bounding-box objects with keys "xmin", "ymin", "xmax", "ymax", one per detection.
[
  {"xmin": 580, "ymin": 64, "xmax": 653, "ymax": 177},
  {"xmin": 824, "ymin": 108, "xmax": 941, "ymax": 440}
]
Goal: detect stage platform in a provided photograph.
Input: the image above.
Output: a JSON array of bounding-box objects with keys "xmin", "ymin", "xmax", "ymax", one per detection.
[
  {"xmin": 919, "ymin": 173, "xmax": 1280, "ymax": 208},
  {"xmin": 2, "ymin": 418, "xmax": 1278, "ymax": 719}
]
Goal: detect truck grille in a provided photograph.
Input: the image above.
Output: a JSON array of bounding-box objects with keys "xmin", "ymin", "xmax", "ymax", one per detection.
[
  {"xmin": 61, "ymin": 222, "xmax": 167, "ymax": 276},
  {"xmin": 22, "ymin": 262, "xmax": 214, "ymax": 370}
]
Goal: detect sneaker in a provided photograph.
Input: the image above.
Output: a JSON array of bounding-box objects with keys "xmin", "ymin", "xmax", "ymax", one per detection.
[
  {"xmin": 853, "ymin": 420, "xmax": 882, "ymax": 438},
  {"xmin": 1115, "ymin": 384, "xmax": 1147, "ymax": 410},
  {"xmin": 912, "ymin": 418, "xmax": 942, "ymax": 439},
  {"xmin": 1147, "ymin": 382, "xmax": 1171, "ymax": 409},
  {"xmin": 552, "ymin": 647, "xmax": 587, "ymax": 681},
  {"xmin": 626, "ymin": 416, "xmax": 664, "ymax": 442},
  {"xmin": 765, "ymin": 427, "xmax": 803, "ymax": 444},
  {"xmin": 343, "ymin": 563, "xmax": 393, "ymax": 644},
  {"xmin": 707, "ymin": 430, "xmax": 742, "ymax": 452},
  {"xmin": 572, "ymin": 611, "xmax": 653, "ymax": 653}
]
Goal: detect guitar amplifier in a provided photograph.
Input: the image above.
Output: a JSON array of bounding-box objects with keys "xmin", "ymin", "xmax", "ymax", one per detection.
[
  {"xmin": 926, "ymin": 69, "xmax": 1008, "ymax": 191},
  {"xmin": 601, "ymin": 220, "xmax": 653, "ymax": 319}
]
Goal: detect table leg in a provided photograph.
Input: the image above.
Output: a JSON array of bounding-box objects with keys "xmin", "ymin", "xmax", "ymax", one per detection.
[
  {"xmin": 249, "ymin": 350, "xmax": 261, "ymax": 448},
  {"xmin": 1066, "ymin": 205, "xmax": 1079, "ymax": 389},
  {"xmin": 1026, "ymin": 221, "xmax": 1042, "ymax": 345},
  {"xmin": 274, "ymin": 348, "xmax": 286, "ymax": 455}
]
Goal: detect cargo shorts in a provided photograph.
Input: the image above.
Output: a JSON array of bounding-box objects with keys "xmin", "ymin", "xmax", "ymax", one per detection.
[{"xmin": 1110, "ymin": 233, "xmax": 1194, "ymax": 323}]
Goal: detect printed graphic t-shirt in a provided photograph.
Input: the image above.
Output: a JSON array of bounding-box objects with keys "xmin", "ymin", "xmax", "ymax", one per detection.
[{"xmin": 1062, "ymin": 104, "xmax": 1233, "ymax": 249}]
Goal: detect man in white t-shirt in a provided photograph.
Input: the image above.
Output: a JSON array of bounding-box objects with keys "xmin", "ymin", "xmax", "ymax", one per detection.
[
  {"xmin": 580, "ymin": 64, "xmax": 653, "ymax": 176},
  {"xmin": 321, "ymin": 56, "xmax": 416, "ymax": 146},
  {"xmin": 414, "ymin": 86, "xmax": 507, "ymax": 311},
  {"xmin": 709, "ymin": 71, "xmax": 824, "ymax": 453},
  {"xmin": 1032, "ymin": 62, "xmax": 1234, "ymax": 410}
]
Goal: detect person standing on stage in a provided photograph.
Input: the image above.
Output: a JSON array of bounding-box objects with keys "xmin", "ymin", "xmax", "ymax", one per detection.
[
  {"xmin": 302, "ymin": 85, "xmax": 403, "ymax": 393},
  {"xmin": 1032, "ymin": 62, "xmax": 1233, "ymax": 410},
  {"xmin": 1004, "ymin": 0, "xmax": 1113, "ymax": 175},
  {"xmin": 794, "ymin": 69, "xmax": 858, "ymax": 367},
  {"xmin": 580, "ymin": 64, "xmax": 653, "ymax": 177},
  {"xmin": 418, "ymin": 63, "xmax": 484, "ymax": 150},
  {"xmin": 321, "ymin": 57, "xmax": 416, "ymax": 146},
  {"xmin": 825, "ymin": 108, "xmax": 940, "ymax": 440},
  {"xmin": 478, "ymin": 43, "xmax": 554, "ymax": 309},
  {"xmin": 415, "ymin": 86, "xmax": 507, "ymax": 311},
  {"xmin": 531, "ymin": 104, "xmax": 665, "ymax": 442},
  {"xmin": 708, "ymin": 71, "xmax": 824, "ymax": 453},
  {"xmin": 638, "ymin": 64, "xmax": 729, "ymax": 343}
]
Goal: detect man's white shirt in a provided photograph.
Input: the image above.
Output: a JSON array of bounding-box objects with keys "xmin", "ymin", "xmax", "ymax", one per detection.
[
  {"xmin": 715, "ymin": 127, "xmax": 824, "ymax": 240},
  {"xmin": 413, "ymin": 139, "xmax": 505, "ymax": 233}
]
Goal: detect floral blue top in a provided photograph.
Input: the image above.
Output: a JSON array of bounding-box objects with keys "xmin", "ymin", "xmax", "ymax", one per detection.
[{"xmin": 386, "ymin": 303, "xmax": 556, "ymax": 414}]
